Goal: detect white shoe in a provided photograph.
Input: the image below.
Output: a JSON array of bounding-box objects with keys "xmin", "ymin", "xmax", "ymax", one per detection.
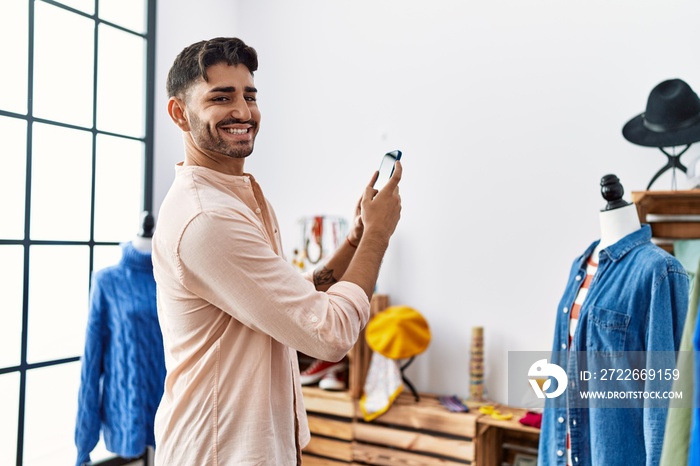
[{"xmin": 319, "ymin": 371, "xmax": 346, "ymax": 391}]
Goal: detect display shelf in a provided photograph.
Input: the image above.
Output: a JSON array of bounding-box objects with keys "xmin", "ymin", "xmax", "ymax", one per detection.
[
  {"xmin": 302, "ymin": 390, "xmax": 540, "ymax": 465},
  {"xmin": 474, "ymin": 405, "xmax": 539, "ymax": 466},
  {"xmin": 300, "ymin": 290, "xmax": 541, "ymax": 465},
  {"xmin": 632, "ymin": 190, "xmax": 700, "ymax": 253}
]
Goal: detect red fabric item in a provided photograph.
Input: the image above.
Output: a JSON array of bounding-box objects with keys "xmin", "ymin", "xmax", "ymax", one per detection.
[{"xmin": 519, "ymin": 411, "xmax": 543, "ymax": 429}]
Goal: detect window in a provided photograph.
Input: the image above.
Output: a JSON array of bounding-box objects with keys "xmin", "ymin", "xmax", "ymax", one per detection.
[{"xmin": 0, "ymin": 1, "xmax": 155, "ymax": 464}]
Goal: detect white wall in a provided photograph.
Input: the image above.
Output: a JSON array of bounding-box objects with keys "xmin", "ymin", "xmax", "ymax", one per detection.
[
  {"xmin": 155, "ymin": 0, "xmax": 700, "ymax": 404},
  {"xmin": 153, "ymin": 0, "xmax": 239, "ymax": 211}
]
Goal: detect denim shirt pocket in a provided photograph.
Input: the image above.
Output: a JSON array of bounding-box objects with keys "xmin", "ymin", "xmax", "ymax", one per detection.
[{"xmin": 586, "ymin": 306, "xmax": 630, "ymax": 358}]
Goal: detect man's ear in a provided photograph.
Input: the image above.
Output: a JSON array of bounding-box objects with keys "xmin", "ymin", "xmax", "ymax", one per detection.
[{"xmin": 168, "ymin": 97, "xmax": 190, "ymax": 131}]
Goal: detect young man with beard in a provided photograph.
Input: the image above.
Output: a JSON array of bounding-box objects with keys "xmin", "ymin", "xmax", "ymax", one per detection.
[{"xmin": 152, "ymin": 37, "xmax": 402, "ymax": 465}]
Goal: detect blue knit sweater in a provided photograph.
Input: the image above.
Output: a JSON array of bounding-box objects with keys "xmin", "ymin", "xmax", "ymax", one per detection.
[{"xmin": 75, "ymin": 242, "xmax": 165, "ymax": 466}]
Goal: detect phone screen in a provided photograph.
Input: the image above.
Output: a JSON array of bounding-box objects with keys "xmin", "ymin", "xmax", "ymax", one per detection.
[{"xmin": 374, "ymin": 150, "xmax": 402, "ymax": 191}]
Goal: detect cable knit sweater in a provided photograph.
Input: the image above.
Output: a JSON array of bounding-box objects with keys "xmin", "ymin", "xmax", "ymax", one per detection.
[{"xmin": 75, "ymin": 242, "xmax": 165, "ymax": 466}]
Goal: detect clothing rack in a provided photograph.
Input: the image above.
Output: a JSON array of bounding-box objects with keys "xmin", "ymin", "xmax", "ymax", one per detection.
[{"xmin": 631, "ymin": 190, "xmax": 700, "ymax": 254}]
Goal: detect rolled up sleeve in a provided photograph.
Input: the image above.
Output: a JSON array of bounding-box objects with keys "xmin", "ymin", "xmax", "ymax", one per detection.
[{"xmin": 176, "ymin": 209, "xmax": 370, "ymax": 360}]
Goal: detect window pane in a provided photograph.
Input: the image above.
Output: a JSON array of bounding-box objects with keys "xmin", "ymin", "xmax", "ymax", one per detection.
[
  {"xmin": 99, "ymin": 0, "xmax": 146, "ymax": 34},
  {"xmin": 0, "ymin": 372, "xmax": 19, "ymax": 466},
  {"xmin": 54, "ymin": 0, "xmax": 94, "ymax": 15},
  {"xmin": 0, "ymin": 0, "xmax": 28, "ymax": 114},
  {"xmin": 93, "ymin": 245, "xmax": 122, "ymax": 272},
  {"xmin": 0, "ymin": 246, "xmax": 24, "ymax": 368},
  {"xmin": 33, "ymin": 2, "xmax": 94, "ymax": 127},
  {"xmin": 24, "ymin": 362, "xmax": 81, "ymax": 466},
  {"xmin": 0, "ymin": 116, "xmax": 27, "ymax": 239},
  {"xmin": 97, "ymin": 24, "xmax": 145, "ymax": 137},
  {"xmin": 30, "ymin": 123, "xmax": 93, "ymax": 241},
  {"xmin": 27, "ymin": 246, "xmax": 89, "ymax": 363},
  {"xmin": 94, "ymin": 135, "xmax": 144, "ymax": 242}
]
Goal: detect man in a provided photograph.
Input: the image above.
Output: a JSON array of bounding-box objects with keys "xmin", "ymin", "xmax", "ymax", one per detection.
[{"xmin": 152, "ymin": 37, "xmax": 402, "ymax": 465}]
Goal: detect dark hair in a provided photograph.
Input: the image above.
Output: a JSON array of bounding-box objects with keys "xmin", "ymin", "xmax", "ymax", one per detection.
[{"xmin": 166, "ymin": 37, "xmax": 258, "ymax": 98}]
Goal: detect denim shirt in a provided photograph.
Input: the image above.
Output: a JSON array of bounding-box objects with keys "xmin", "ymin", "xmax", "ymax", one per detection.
[{"xmin": 538, "ymin": 225, "xmax": 688, "ymax": 466}]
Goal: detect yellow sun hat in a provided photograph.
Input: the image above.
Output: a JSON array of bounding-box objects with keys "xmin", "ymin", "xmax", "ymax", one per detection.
[{"xmin": 365, "ymin": 306, "xmax": 431, "ymax": 360}]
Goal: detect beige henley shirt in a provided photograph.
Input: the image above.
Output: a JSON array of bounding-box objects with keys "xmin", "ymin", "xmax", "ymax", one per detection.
[{"xmin": 152, "ymin": 164, "xmax": 370, "ymax": 465}]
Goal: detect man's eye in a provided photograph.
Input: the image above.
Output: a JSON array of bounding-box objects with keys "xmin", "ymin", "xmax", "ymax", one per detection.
[
  {"xmin": 245, "ymin": 96, "xmax": 257, "ymax": 102},
  {"xmin": 212, "ymin": 96, "xmax": 229, "ymax": 102}
]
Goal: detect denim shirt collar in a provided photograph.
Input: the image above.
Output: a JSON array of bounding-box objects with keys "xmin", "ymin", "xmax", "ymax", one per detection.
[{"xmin": 581, "ymin": 224, "xmax": 652, "ymax": 263}]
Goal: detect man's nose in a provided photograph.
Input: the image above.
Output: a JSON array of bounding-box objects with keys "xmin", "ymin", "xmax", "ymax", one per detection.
[{"xmin": 231, "ymin": 97, "xmax": 251, "ymax": 121}]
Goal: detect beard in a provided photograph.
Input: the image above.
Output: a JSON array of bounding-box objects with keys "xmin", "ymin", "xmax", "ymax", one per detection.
[{"xmin": 188, "ymin": 113, "xmax": 257, "ymax": 159}]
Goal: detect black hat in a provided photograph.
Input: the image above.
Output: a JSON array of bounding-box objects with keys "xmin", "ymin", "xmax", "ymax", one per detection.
[{"xmin": 622, "ymin": 79, "xmax": 700, "ymax": 147}]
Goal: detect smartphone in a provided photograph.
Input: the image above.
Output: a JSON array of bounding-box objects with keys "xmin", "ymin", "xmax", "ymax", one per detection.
[{"xmin": 373, "ymin": 150, "xmax": 402, "ymax": 191}]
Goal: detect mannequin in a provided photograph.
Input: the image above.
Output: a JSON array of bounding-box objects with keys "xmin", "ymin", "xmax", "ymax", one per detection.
[
  {"xmin": 591, "ymin": 174, "xmax": 642, "ymax": 262},
  {"xmin": 132, "ymin": 211, "xmax": 155, "ymax": 253},
  {"xmin": 75, "ymin": 208, "xmax": 164, "ymax": 465},
  {"xmin": 538, "ymin": 174, "xmax": 688, "ymax": 466}
]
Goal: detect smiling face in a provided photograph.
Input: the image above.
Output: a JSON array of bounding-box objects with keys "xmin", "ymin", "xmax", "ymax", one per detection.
[{"xmin": 174, "ymin": 62, "xmax": 261, "ymax": 161}]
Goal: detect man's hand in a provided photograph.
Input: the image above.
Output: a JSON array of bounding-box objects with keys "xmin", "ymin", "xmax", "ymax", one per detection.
[
  {"xmin": 360, "ymin": 161, "xmax": 402, "ymax": 245},
  {"xmin": 313, "ymin": 162, "xmax": 402, "ymax": 297}
]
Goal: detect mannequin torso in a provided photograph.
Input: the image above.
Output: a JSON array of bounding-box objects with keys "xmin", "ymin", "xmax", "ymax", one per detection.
[
  {"xmin": 132, "ymin": 236, "xmax": 152, "ymax": 253},
  {"xmin": 592, "ymin": 203, "xmax": 641, "ymax": 262}
]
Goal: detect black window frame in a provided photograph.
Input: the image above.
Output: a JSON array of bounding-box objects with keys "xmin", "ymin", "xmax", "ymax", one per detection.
[{"xmin": 0, "ymin": 0, "xmax": 157, "ymax": 464}]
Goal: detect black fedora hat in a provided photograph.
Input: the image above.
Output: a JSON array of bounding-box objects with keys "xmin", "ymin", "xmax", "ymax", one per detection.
[{"xmin": 622, "ymin": 78, "xmax": 700, "ymax": 147}]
